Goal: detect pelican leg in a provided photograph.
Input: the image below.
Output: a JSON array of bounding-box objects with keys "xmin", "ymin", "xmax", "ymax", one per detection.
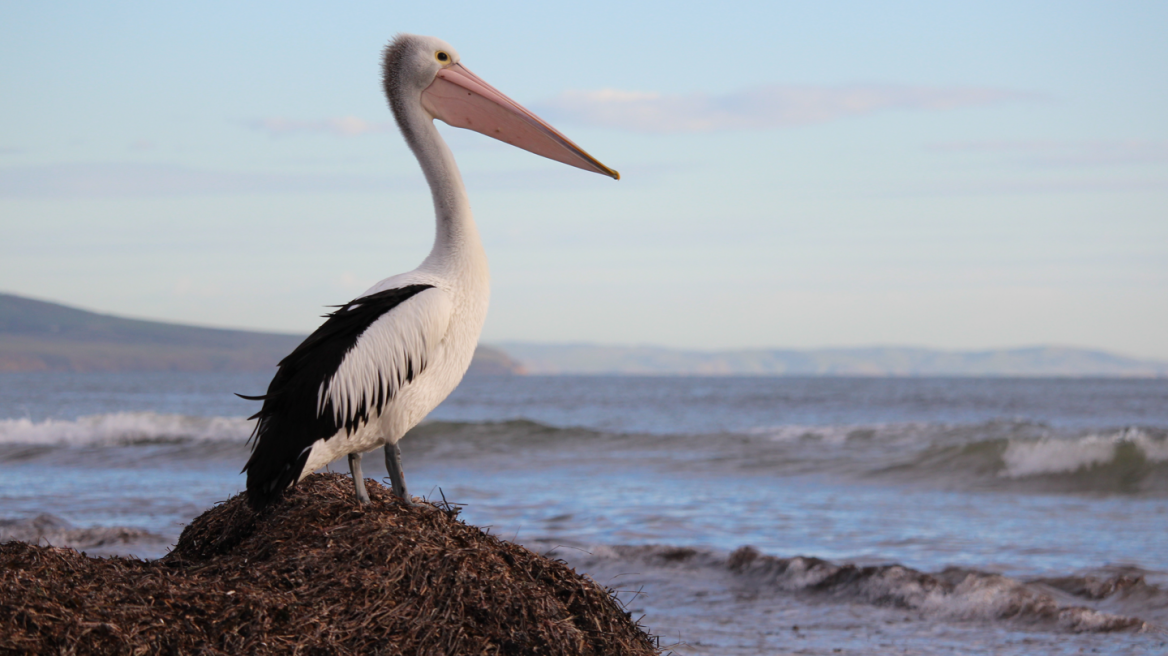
[
  {"xmin": 384, "ymin": 442, "xmax": 414, "ymax": 506},
  {"xmin": 348, "ymin": 453, "xmax": 371, "ymax": 505}
]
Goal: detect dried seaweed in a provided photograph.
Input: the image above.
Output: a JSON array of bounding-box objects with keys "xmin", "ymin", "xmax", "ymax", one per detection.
[{"xmin": 1, "ymin": 473, "xmax": 659, "ymax": 655}]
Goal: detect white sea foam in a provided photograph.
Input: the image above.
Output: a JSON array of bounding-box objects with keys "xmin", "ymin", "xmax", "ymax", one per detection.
[
  {"xmin": 750, "ymin": 424, "xmax": 859, "ymax": 444},
  {"xmin": 0, "ymin": 412, "xmax": 253, "ymax": 446},
  {"xmin": 747, "ymin": 422, "xmax": 936, "ymax": 445},
  {"xmin": 1001, "ymin": 428, "xmax": 1168, "ymax": 478},
  {"xmin": 1002, "ymin": 436, "xmax": 1116, "ymax": 477}
]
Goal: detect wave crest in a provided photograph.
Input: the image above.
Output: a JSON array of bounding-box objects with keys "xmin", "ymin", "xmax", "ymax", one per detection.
[
  {"xmin": 1001, "ymin": 428, "xmax": 1168, "ymax": 477},
  {"xmin": 0, "ymin": 412, "xmax": 253, "ymax": 446}
]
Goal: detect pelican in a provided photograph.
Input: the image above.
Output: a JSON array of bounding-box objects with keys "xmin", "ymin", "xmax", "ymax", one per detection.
[{"xmin": 241, "ymin": 34, "xmax": 618, "ymax": 510}]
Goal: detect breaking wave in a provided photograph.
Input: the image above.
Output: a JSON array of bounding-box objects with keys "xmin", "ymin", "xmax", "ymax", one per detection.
[
  {"xmin": 743, "ymin": 421, "xmax": 1168, "ymax": 495},
  {"xmin": 0, "ymin": 412, "xmax": 253, "ymax": 446},
  {"xmin": 0, "ymin": 513, "xmax": 164, "ymax": 554},
  {"xmin": 876, "ymin": 425, "xmax": 1168, "ymax": 495},
  {"xmin": 562, "ymin": 543, "xmax": 1166, "ymax": 633},
  {"xmin": 1000, "ymin": 427, "xmax": 1168, "ymax": 477}
]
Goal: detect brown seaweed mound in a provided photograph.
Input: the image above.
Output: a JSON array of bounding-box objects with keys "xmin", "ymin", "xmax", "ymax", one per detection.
[{"xmin": 0, "ymin": 473, "xmax": 659, "ymax": 655}]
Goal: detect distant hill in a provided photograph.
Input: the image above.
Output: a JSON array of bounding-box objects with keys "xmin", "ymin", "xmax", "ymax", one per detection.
[
  {"xmin": 4, "ymin": 293, "xmax": 1161, "ymax": 377},
  {"xmin": 497, "ymin": 342, "xmax": 1168, "ymax": 377},
  {"xmin": 0, "ymin": 293, "xmax": 524, "ymax": 375}
]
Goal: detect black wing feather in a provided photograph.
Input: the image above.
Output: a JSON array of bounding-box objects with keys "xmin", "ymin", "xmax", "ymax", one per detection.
[{"xmin": 241, "ymin": 284, "xmax": 433, "ymax": 509}]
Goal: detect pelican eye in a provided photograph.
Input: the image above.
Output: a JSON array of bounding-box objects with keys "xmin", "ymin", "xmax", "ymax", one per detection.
[{"xmin": 435, "ymin": 51, "xmax": 450, "ymax": 63}]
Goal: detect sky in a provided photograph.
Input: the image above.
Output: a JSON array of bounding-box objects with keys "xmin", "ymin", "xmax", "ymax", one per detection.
[{"xmin": 2, "ymin": 1, "xmax": 1166, "ymax": 359}]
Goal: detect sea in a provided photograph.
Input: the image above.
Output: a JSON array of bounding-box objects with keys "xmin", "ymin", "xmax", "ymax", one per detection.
[{"xmin": 1, "ymin": 372, "xmax": 1166, "ymax": 655}]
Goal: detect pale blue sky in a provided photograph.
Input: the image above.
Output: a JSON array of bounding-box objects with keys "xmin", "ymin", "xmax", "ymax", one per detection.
[{"xmin": 2, "ymin": 1, "xmax": 1166, "ymax": 358}]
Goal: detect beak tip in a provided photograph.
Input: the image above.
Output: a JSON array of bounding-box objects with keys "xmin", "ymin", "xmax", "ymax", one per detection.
[{"xmin": 609, "ymin": 169, "xmax": 621, "ymax": 181}]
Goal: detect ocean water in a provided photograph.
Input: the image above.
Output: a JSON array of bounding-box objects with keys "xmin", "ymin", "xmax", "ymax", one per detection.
[{"xmin": 2, "ymin": 372, "xmax": 1167, "ymax": 654}]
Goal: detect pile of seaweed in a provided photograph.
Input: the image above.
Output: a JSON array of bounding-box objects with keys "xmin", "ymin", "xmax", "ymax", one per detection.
[{"xmin": 0, "ymin": 473, "xmax": 659, "ymax": 655}]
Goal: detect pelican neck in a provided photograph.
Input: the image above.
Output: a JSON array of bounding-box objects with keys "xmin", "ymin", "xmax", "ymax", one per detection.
[{"xmin": 398, "ymin": 103, "xmax": 482, "ymax": 270}]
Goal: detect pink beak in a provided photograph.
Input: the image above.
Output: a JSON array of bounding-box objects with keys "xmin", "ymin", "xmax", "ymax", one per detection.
[{"xmin": 421, "ymin": 63, "xmax": 619, "ymax": 180}]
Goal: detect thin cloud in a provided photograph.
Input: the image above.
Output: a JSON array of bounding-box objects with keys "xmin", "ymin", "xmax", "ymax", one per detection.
[
  {"xmin": 900, "ymin": 176, "xmax": 1168, "ymax": 197},
  {"xmin": 0, "ymin": 162, "xmax": 417, "ymax": 198},
  {"xmin": 533, "ymin": 85, "xmax": 1033, "ymax": 133},
  {"xmin": 248, "ymin": 116, "xmax": 394, "ymax": 137},
  {"xmin": 247, "ymin": 84, "xmax": 1031, "ymax": 138},
  {"xmin": 929, "ymin": 140, "xmax": 1168, "ymax": 167}
]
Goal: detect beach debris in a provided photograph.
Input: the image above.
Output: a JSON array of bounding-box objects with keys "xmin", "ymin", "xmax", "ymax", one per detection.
[{"xmin": 0, "ymin": 473, "xmax": 659, "ymax": 655}]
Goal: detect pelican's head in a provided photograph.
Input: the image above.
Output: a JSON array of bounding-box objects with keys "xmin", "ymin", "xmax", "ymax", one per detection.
[
  {"xmin": 383, "ymin": 34, "xmax": 619, "ymax": 180},
  {"xmin": 382, "ymin": 34, "xmax": 462, "ymax": 99}
]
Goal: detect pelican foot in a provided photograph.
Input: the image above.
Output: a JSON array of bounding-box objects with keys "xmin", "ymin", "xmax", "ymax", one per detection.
[
  {"xmin": 348, "ymin": 453, "xmax": 371, "ymax": 506},
  {"xmin": 384, "ymin": 442, "xmax": 415, "ymax": 506}
]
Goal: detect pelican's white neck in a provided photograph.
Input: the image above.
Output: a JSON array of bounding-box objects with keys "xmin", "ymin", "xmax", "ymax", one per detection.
[{"xmin": 397, "ymin": 100, "xmax": 484, "ymax": 272}]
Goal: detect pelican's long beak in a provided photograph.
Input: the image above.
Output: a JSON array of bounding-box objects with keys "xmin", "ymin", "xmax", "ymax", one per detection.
[{"xmin": 421, "ymin": 63, "xmax": 619, "ymax": 180}]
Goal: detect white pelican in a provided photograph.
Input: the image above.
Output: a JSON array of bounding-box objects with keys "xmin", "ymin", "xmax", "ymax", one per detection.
[{"xmin": 241, "ymin": 34, "xmax": 618, "ymax": 510}]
